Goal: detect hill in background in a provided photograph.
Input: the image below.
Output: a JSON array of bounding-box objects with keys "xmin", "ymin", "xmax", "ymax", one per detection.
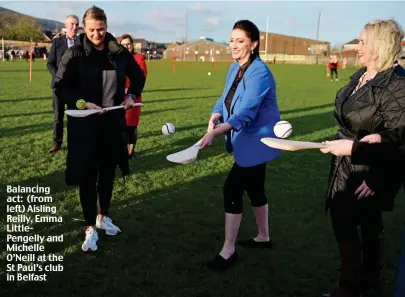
[{"xmin": 0, "ymin": 6, "xmax": 64, "ymax": 31}]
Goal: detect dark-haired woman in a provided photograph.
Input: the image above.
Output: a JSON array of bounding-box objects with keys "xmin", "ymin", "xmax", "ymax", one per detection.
[{"xmin": 200, "ymin": 20, "xmax": 281, "ymax": 271}]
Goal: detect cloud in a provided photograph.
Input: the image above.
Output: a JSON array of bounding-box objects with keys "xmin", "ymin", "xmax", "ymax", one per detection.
[
  {"xmin": 202, "ymin": 17, "xmax": 221, "ymax": 32},
  {"xmin": 188, "ymin": 3, "xmax": 221, "ymax": 15},
  {"xmin": 145, "ymin": 9, "xmax": 185, "ymax": 27},
  {"xmin": 107, "ymin": 18, "xmax": 182, "ymax": 41},
  {"xmin": 204, "ymin": 17, "xmax": 220, "ymax": 27}
]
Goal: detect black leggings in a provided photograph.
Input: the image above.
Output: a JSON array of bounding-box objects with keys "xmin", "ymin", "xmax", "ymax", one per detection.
[
  {"xmin": 330, "ymin": 68, "xmax": 338, "ymax": 79},
  {"xmin": 79, "ymin": 161, "xmax": 116, "ymax": 226},
  {"xmin": 223, "ymin": 162, "xmax": 267, "ymax": 214},
  {"xmin": 126, "ymin": 126, "xmax": 138, "ymax": 145}
]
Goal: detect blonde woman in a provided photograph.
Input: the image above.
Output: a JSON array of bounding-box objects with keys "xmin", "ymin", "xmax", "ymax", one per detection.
[{"xmin": 318, "ymin": 19, "xmax": 405, "ymax": 297}]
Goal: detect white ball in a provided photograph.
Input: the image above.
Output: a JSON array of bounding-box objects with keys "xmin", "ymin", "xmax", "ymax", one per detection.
[
  {"xmin": 162, "ymin": 123, "xmax": 175, "ymax": 136},
  {"xmin": 273, "ymin": 120, "xmax": 293, "ymax": 138},
  {"xmin": 208, "ymin": 72, "xmax": 211, "ymax": 76}
]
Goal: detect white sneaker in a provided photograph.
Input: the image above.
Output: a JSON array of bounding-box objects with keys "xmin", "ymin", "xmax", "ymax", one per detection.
[
  {"xmin": 96, "ymin": 216, "xmax": 121, "ymax": 235},
  {"xmin": 81, "ymin": 227, "xmax": 98, "ymax": 252}
]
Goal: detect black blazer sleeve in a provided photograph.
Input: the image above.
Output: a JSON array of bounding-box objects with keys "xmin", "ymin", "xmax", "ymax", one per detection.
[
  {"xmin": 351, "ymin": 140, "xmax": 405, "ymax": 192},
  {"xmin": 124, "ymin": 51, "xmax": 145, "ymax": 98},
  {"xmin": 351, "ymin": 141, "xmax": 405, "ymax": 166}
]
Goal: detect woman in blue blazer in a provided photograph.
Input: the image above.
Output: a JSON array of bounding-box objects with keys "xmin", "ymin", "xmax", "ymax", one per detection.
[{"xmin": 200, "ymin": 20, "xmax": 281, "ymax": 271}]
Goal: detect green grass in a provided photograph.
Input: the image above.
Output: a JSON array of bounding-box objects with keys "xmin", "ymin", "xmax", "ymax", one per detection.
[{"xmin": 0, "ymin": 60, "xmax": 404, "ymax": 297}]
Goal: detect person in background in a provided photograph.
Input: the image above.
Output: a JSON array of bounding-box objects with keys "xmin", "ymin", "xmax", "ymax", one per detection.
[
  {"xmin": 46, "ymin": 14, "xmax": 79, "ymax": 153},
  {"xmin": 118, "ymin": 34, "xmax": 148, "ymax": 159},
  {"xmin": 329, "ymin": 54, "xmax": 339, "ymax": 81},
  {"xmin": 342, "ymin": 56, "xmax": 348, "ymax": 70}
]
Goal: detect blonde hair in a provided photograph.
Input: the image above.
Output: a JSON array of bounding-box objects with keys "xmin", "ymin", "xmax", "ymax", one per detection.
[
  {"xmin": 364, "ymin": 19, "xmax": 404, "ymax": 72},
  {"xmin": 83, "ymin": 6, "xmax": 107, "ymax": 27}
]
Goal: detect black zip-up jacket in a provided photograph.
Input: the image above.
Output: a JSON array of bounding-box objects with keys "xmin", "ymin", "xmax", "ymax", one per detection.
[
  {"xmin": 53, "ymin": 32, "xmax": 145, "ymax": 186},
  {"xmin": 326, "ymin": 64, "xmax": 405, "ymax": 212},
  {"xmin": 54, "ymin": 32, "xmax": 145, "ymax": 108}
]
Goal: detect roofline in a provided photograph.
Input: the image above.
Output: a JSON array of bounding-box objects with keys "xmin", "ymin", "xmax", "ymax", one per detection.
[{"xmin": 259, "ymin": 31, "xmax": 330, "ymax": 44}]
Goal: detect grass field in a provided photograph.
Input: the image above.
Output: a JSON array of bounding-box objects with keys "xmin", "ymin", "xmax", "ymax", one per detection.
[{"xmin": 0, "ymin": 59, "xmax": 404, "ymax": 297}]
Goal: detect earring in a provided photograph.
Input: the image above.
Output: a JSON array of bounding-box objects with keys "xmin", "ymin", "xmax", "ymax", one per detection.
[{"xmin": 251, "ymin": 49, "xmax": 253, "ymax": 54}]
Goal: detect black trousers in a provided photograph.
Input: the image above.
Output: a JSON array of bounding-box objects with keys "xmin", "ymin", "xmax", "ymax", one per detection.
[
  {"xmin": 330, "ymin": 192, "xmax": 383, "ymax": 243},
  {"xmin": 329, "ymin": 192, "xmax": 385, "ymax": 289},
  {"xmin": 78, "ymin": 159, "xmax": 116, "ymax": 226},
  {"xmin": 52, "ymin": 89, "xmax": 65, "ymax": 146},
  {"xmin": 126, "ymin": 126, "xmax": 138, "ymax": 145},
  {"xmin": 78, "ymin": 117, "xmax": 118, "ymax": 227},
  {"xmin": 223, "ymin": 162, "xmax": 267, "ymax": 214}
]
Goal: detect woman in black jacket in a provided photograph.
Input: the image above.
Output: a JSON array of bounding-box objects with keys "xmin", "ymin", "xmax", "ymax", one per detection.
[
  {"xmin": 321, "ymin": 127, "xmax": 405, "ymax": 297},
  {"xmin": 53, "ymin": 6, "xmax": 145, "ymax": 252},
  {"xmin": 318, "ymin": 19, "xmax": 405, "ymax": 297}
]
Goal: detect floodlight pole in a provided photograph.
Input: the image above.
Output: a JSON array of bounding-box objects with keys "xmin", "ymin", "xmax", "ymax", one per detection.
[
  {"xmin": 185, "ymin": 9, "xmax": 189, "ymax": 43},
  {"xmin": 315, "ymin": 11, "xmax": 321, "ymax": 65}
]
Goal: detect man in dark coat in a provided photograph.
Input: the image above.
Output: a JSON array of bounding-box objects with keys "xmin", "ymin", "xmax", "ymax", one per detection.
[{"xmin": 46, "ymin": 15, "xmax": 79, "ymax": 153}]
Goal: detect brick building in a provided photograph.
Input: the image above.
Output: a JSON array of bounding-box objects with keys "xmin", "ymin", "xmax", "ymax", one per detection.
[
  {"xmin": 343, "ymin": 39, "xmax": 359, "ymax": 52},
  {"xmin": 164, "ymin": 33, "xmax": 330, "ymax": 62},
  {"xmin": 164, "ymin": 37, "xmax": 230, "ymax": 61},
  {"xmin": 259, "ymin": 31, "xmax": 330, "ymax": 56},
  {"xmin": 132, "ymin": 38, "xmax": 157, "ymax": 55}
]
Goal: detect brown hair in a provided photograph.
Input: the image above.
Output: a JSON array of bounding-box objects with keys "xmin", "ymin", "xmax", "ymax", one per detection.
[
  {"xmin": 118, "ymin": 34, "xmax": 134, "ymax": 54},
  {"xmin": 83, "ymin": 6, "xmax": 107, "ymax": 27}
]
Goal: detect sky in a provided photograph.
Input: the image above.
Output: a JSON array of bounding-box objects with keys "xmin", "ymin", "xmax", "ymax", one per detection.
[{"xmin": 0, "ymin": 1, "xmax": 404, "ymax": 46}]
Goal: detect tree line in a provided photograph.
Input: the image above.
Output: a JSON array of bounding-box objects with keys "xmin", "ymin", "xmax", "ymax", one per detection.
[{"xmin": 0, "ymin": 11, "xmax": 45, "ymax": 42}]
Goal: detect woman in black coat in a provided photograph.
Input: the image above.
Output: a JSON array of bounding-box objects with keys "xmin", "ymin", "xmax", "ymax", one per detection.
[
  {"xmin": 318, "ymin": 19, "xmax": 405, "ymax": 297},
  {"xmin": 53, "ymin": 6, "xmax": 145, "ymax": 252},
  {"xmin": 321, "ymin": 127, "xmax": 405, "ymax": 297}
]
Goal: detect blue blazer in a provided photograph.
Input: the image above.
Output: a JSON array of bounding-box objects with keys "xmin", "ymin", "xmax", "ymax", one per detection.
[
  {"xmin": 212, "ymin": 56, "xmax": 281, "ymax": 167},
  {"xmin": 395, "ymin": 228, "xmax": 405, "ymax": 297}
]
